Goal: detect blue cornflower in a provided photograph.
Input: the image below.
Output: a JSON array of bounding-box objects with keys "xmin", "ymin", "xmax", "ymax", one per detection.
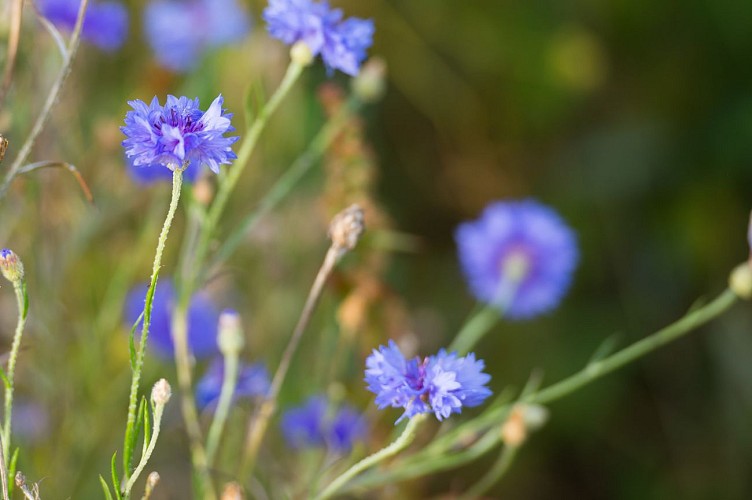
[
  {"xmin": 124, "ymin": 281, "xmax": 219, "ymax": 359},
  {"xmin": 365, "ymin": 341, "xmax": 492, "ymax": 423},
  {"xmin": 37, "ymin": 0, "xmax": 128, "ymax": 51},
  {"xmin": 455, "ymin": 199, "xmax": 579, "ymax": 320},
  {"xmin": 263, "ymin": 0, "xmax": 375, "ymax": 76},
  {"xmin": 121, "ymin": 94, "xmax": 238, "ymax": 174},
  {"xmin": 280, "ymin": 396, "xmax": 367, "ymax": 452},
  {"xmin": 195, "ymin": 358, "xmax": 270, "ymax": 409},
  {"xmin": 126, "ymin": 155, "xmax": 202, "ymax": 185},
  {"xmin": 144, "ymin": 0, "xmax": 251, "ymax": 72}
]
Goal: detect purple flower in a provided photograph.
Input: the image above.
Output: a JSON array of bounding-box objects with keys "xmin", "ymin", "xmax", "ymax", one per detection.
[
  {"xmin": 126, "ymin": 155, "xmax": 202, "ymax": 185},
  {"xmin": 124, "ymin": 281, "xmax": 219, "ymax": 359},
  {"xmin": 195, "ymin": 358, "xmax": 270, "ymax": 409},
  {"xmin": 455, "ymin": 199, "xmax": 579, "ymax": 320},
  {"xmin": 280, "ymin": 396, "xmax": 367, "ymax": 452},
  {"xmin": 144, "ymin": 0, "xmax": 251, "ymax": 72},
  {"xmin": 263, "ymin": 0, "xmax": 374, "ymax": 76},
  {"xmin": 365, "ymin": 341, "xmax": 492, "ymax": 423},
  {"xmin": 37, "ymin": 0, "xmax": 128, "ymax": 51},
  {"xmin": 121, "ymin": 94, "xmax": 238, "ymax": 174}
]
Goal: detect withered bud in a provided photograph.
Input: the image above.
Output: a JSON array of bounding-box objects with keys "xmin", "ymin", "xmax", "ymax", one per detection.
[
  {"xmin": 730, "ymin": 263, "xmax": 752, "ymax": 299},
  {"xmin": 14, "ymin": 471, "xmax": 26, "ymax": 488},
  {"xmin": 151, "ymin": 378, "xmax": 172, "ymax": 406},
  {"xmin": 329, "ymin": 204, "xmax": 365, "ymax": 257},
  {"xmin": 221, "ymin": 481, "xmax": 245, "ymax": 500},
  {"xmin": 501, "ymin": 404, "xmax": 549, "ymax": 448},
  {"xmin": 353, "ymin": 57, "xmax": 387, "ymax": 102},
  {"xmin": 290, "ymin": 41, "xmax": 314, "ymax": 67},
  {"xmin": 0, "ymin": 135, "xmax": 7, "ymax": 164},
  {"xmin": 193, "ymin": 176, "xmax": 214, "ymax": 206},
  {"xmin": 144, "ymin": 471, "xmax": 161, "ymax": 499},
  {"xmin": 218, "ymin": 309, "xmax": 244, "ymax": 355},
  {"xmin": 0, "ymin": 248, "xmax": 24, "ymax": 283}
]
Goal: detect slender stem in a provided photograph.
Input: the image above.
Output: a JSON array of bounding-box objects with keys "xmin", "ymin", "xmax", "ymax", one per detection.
[
  {"xmin": 314, "ymin": 414, "xmax": 426, "ymax": 500},
  {"xmin": 240, "ymin": 246, "xmax": 340, "ymax": 476},
  {"xmin": 529, "ymin": 288, "xmax": 737, "ymax": 405},
  {"xmin": 190, "ymin": 61, "xmax": 304, "ymax": 289},
  {"xmin": 449, "ymin": 305, "xmax": 501, "ymax": 355},
  {"xmin": 123, "ymin": 403, "xmax": 165, "ymax": 498},
  {"xmin": 0, "ymin": 0, "xmax": 23, "ymax": 110},
  {"xmin": 2, "ymin": 280, "xmax": 27, "ymax": 464},
  {"xmin": 345, "ymin": 288, "xmax": 739, "ymax": 491},
  {"xmin": 123, "ymin": 168, "xmax": 183, "ymax": 477},
  {"xmin": 461, "ymin": 445, "xmax": 518, "ymax": 499},
  {"xmin": 0, "ymin": 0, "xmax": 89, "ymax": 200},
  {"xmin": 210, "ymin": 98, "xmax": 360, "ymax": 271},
  {"xmin": 205, "ymin": 350, "xmax": 239, "ymax": 466},
  {"xmin": 0, "ymin": 427, "xmax": 9, "ymax": 500}
]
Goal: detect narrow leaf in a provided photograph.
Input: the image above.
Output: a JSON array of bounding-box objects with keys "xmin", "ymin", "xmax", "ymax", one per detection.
[
  {"xmin": 99, "ymin": 476, "xmax": 114, "ymax": 500},
  {"xmin": 587, "ymin": 334, "xmax": 621, "ymax": 367},
  {"xmin": 128, "ymin": 311, "xmax": 144, "ymax": 371},
  {"xmin": 141, "ymin": 399, "xmax": 152, "ymax": 458},
  {"xmin": 111, "ymin": 451, "xmax": 123, "ymax": 500}
]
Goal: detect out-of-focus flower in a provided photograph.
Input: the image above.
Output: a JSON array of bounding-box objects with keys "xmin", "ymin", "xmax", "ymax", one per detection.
[
  {"xmin": 263, "ymin": 0, "xmax": 374, "ymax": 76},
  {"xmin": 280, "ymin": 395, "xmax": 366, "ymax": 452},
  {"xmin": 195, "ymin": 358, "xmax": 270, "ymax": 409},
  {"xmin": 37, "ymin": 0, "xmax": 129, "ymax": 51},
  {"xmin": 365, "ymin": 340, "xmax": 492, "ymax": 423},
  {"xmin": 455, "ymin": 199, "xmax": 579, "ymax": 320},
  {"xmin": 11, "ymin": 400, "xmax": 50, "ymax": 444},
  {"xmin": 121, "ymin": 94, "xmax": 237, "ymax": 174},
  {"xmin": 144, "ymin": 0, "xmax": 250, "ymax": 72},
  {"xmin": 124, "ymin": 281, "xmax": 219, "ymax": 359}
]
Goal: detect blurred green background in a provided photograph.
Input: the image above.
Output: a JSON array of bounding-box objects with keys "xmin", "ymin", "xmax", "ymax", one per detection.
[{"xmin": 2, "ymin": 0, "xmax": 752, "ymax": 498}]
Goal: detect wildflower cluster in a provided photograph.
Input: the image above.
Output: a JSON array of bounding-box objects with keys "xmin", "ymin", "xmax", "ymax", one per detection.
[{"xmin": 365, "ymin": 341, "xmax": 492, "ymax": 423}]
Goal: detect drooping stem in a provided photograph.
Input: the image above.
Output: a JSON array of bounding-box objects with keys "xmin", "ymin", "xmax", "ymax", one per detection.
[
  {"xmin": 240, "ymin": 246, "xmax": 340, "ymax": 477},
  {"xmin": 2, "ymin": 279, "xmax": 27, "ymax": 464},
  {"xmin": 123, "ymin": 168, "xmax": 184, "ymax": 478},
  {"xmin": 314, "ymin": 414, "xmax": 426, "ymax": 500},
  {"xmin": 0, "ymin": 0, "xmax": 90, "ymax": 200}
]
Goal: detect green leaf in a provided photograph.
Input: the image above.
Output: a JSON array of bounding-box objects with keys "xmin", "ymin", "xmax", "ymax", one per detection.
[
  {"xmin": 587, "ymin": 334, "xmax": 621, "ymax": 367},
  {"xmin": 141, "ymin": 399, "xmax": 152, "ymax": 458},
  {"xmin": 20, "ymin": 281, "xmax": 28, "ymax": 320},
  {"xmin": 520, "ymin": 369, "xmax": 545, "ymax": 399},
  {"xmin": 128, "ymin": 311, "xmax": 144, "ymax": 371},
  {"xmin": 126, "ymin": 396, "xmax": 146, "ymax": 476},
  {"xmin": 0, "ymin": 366, "xmax": 9, "ymax": 389},
  {"xmin": 99, "ymin": 475, "xmax": 114, "ymax": 500},
  {"xmin": 244, "ymin": 80, "xmax": 266, "ymax": 126},
  {"xmin": 111, "ymin": 451, "xmax": 123, "ymax": 500},
  {"xmin": 8, "ymin": 448, "xmax": 18, "ymax": 497}
]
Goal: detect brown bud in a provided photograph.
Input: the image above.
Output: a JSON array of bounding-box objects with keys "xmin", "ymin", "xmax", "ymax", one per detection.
[{"xmin": 329, "ymin": 204, "xmax": 365, "ymax": 256}]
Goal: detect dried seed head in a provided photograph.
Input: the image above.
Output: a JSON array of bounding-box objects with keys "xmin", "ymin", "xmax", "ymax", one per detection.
[
  {"xmin": 0, "ymin": 135, "xmax": 8, "ymax": 164},
  {"xmin": 0, "ymin": 248, "xmax": 24, "ymax": 283},
  {"xmin": 218, "ymin": 309, "xmax": 244, "ymax": 355},
  {"xmin": 329, "ymin": 204, "xmax": 365, "ymax": 256},
  {"xmin": 221, "ymin": 481, "xmax": 245, "ymax": 500},
  {"xmin": 14, "ymin": 471, "xmax": 26, "ymax": 488},
  {"xmin": 144, "ymin": 471, "xmax": 160, "ymax": 498},
  {"xmin": 151, "ymin": 378, "xmax": 172, "ymax": 406}
]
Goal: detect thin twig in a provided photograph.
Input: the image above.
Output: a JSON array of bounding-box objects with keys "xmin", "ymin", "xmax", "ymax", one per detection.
[
  {"xmin": 0, "ymin": 0, "xmax": 90, "ymax": 200},
  {"xmin": 18, "ymin": 160, "xmax": 94, "ymax": 204},
  {"xmin": 0, "ymin": 0, "xmax": 23, "ymax": 110}
]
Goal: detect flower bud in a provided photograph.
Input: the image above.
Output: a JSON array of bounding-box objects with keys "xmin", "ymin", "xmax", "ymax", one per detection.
[
  {"xmin": 151, "ymin": 378, "xmax": 172, "ymax": 406},
  {"xmin": 290, "ymin": 41, "xmax": 314, "ymax": 67},
  {"xmin": 0, "ymin": 248, "xmax": 24, "ymax": 283},
  {"xmin": 501, "ymin": 404, "xmax": 549, "ymax": 447},
  {"xmin": 144, "ymin": 471, "xmax": 160, "ymax": 499},
  {"xmin": 218, "ymin": 309, "xmax": 244, "ymax": 356},
  {"xmin": 221, "ymin": 481, "xmax": 244, "ymax": 500},
  {"xmin": 352, "ymin": 57, "xmax": 387, "ymax": 103},
  {"xmin": 729, "ymin": 263, "xmax": 752, "ymax": 299},
  {"xmin": 329, "ymin": 204, "xmax": 365, "ymax": 257}
]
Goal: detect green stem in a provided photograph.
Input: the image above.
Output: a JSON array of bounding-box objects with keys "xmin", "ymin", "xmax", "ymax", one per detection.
[
  {"xmin": 2, "ymin": 280, "xmax": 27, "ymax": 463},
  {"xmin": 190, "ymin": 60, "xmax": 304, "ymax": 289},
  {"xmin": 528, "ymin": 288, "xmax": 737, "ymax": 405},
  {"xmin": 449, "ymin": 305, "xmax": 501, "ymax": 355},
  {"xmin": 123, "ymin": 402, "xmax": 165, "ymax": 498},
  {"xmin": 123, "ymin": 168, "xmax": 183, "ymax": 478},
  {"xmin": 205, "ymin": 350, "xmax": 239, "ymax": 466},
  {"xmin": 461, "ymin": 444, "xmax": 518, "ymax": 499},
  {"xmin": 314, "ymin": 414, "xmax": 426, "ymax": 500}
]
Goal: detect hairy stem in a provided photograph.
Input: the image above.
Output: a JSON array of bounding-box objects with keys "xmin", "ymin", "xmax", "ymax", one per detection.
[
  {"xmin": 205, "ymin": 350, "xmax": 239, "ymax": 466},
  {"xmin": 2, "ymin": 280, "xmax": 27, "ymax": 464}
]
